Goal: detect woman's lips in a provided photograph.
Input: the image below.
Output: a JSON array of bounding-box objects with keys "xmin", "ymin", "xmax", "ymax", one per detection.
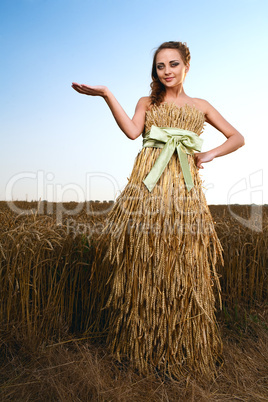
[{"xmin": 165, "ymin": 77, "xmax": 173, "ymax": 82}]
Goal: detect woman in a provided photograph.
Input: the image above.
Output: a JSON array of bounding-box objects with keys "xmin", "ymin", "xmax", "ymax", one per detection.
[{"xmin": 72, "ymin": 41, "xmax": 245, "ymax": 380}]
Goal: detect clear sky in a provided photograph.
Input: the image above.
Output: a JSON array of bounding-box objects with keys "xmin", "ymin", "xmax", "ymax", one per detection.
[{"xmin": 1, "ymin": 0, "xmax": 267, "ymax": 205}]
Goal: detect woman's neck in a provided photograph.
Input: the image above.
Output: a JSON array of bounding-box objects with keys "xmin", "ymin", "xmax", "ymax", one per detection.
[{"xmin": 163, "ymin": 85, "xmax": 187, "ymax": 102}]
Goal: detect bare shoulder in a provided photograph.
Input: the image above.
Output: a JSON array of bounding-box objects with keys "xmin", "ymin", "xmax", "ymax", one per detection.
[
  {"xmin": 135, "ymin": 96, "xmax": 151, "ymax": 111},
  {"xmin": 132, "ymin": 96, "xmax": 151, "ymax": 130},
  {"xmin": 193, "ymin": 97, "xmax": 229, "ymax": 118},
  {"xmin": 192, "ymin": 98, "xmax": 244, "ymax": 138},
  {"xmin": 191, "ymin": 98, "xmax": 212, "ymax": 115}
]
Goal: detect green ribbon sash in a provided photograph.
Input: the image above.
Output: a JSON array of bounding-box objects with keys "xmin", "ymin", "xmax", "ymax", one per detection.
[{"xmin": 142, "ymin": 125, "xmax": 203, "ymax": 192}]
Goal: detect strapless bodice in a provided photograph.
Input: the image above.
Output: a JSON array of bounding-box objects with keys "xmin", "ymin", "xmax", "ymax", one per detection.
[{"xmin": 143, "ymin": 102, "xmax": 206, "ymax": 137}]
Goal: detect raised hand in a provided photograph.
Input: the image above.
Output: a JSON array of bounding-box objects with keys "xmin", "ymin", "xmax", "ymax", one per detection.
[
  {"xmin": 71, "ymin": 83, "xmax": 147, "ymax": 139},
  {"xmin": 71, "ymin": 83, "xmax": 108, "ymax": 98}
]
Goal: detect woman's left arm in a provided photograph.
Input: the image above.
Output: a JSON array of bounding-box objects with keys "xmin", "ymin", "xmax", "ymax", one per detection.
[{"xmin": 194, "ymin": 100, "xmax": 245, "ymax": 169}]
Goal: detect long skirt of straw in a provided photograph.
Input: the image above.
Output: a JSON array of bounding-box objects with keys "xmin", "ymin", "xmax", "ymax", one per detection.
[{"xmin": 85, "ymin": 147, "xmax": 224, "ymax": 380}]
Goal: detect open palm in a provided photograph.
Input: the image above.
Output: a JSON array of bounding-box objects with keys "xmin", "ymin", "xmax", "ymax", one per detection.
[{"xmin": 71, "ymin": 83, "xmax": 107, "ymax": 97}]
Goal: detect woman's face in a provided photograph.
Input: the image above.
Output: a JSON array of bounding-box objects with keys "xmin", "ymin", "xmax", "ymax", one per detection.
[{"xmin": 155, "ymin": 48, "xmax": 189, "ymax": 88}]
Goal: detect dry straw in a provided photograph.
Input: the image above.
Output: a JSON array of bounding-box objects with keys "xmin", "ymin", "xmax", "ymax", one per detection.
[
  {"xmin": 0, "ymin": 107, "xmax": 267, "ymax": 383},
  {"xmin": 0, "ymin": 200, "xmax": 267, "ymax": 379},
  {"xmin": 0, "ymin": 202, "xmax": 95, "ymax": 344},
  {"xmin": 84, "ymin": 104, "xmax": 225, "ymax": 381}
]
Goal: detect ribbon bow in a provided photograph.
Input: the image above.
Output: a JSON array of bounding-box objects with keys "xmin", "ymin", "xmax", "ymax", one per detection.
[{"xmin": 142, "ymin": 125, "xmax": 203, "ymax": 192}]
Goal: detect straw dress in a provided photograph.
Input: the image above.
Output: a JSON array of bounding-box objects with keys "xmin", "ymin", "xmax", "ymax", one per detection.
[{"xmin": 86, "ymin": 102, "xmax": 224, "ymax": 380}]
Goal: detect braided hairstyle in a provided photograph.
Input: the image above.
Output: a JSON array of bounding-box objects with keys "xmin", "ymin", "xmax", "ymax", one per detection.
[{"xmin": 149, "ymin": 41, "xmax": 191, "ymax": 106}]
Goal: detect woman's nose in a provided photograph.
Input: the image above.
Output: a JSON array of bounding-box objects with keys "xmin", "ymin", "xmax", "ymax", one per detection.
[{"xmin": 164, "ymin": 67, "xmax": 171, "ymax": 75}]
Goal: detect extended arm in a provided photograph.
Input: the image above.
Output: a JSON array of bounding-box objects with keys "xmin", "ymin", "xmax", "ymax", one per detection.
[
  {"xmin": 72, "ymin": 83, "xmax": 148, "ymax": 140},
  {"xmin": 194, "ymin": 100, "xmax": 245, "ymax": 169}
]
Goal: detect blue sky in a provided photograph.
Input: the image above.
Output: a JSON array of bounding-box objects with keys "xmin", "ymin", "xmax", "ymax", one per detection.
[{"xmin": 1, "ymin": 0, "xmax": 267, "ymax": 204}]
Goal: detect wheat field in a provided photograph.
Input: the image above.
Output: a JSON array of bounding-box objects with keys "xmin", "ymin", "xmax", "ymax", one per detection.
[{"xmin": 0, "ymin": 201, "xmax": 267, "ymax": 401}]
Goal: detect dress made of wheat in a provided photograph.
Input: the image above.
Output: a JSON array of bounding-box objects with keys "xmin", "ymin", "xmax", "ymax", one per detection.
[{"xmin": 86, "ymin": 102, "xmax": 224, "ymax": 380}]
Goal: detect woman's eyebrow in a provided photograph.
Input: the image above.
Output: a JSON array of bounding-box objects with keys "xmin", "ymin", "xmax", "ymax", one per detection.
[{"xmin": 156, "ymin": 59, "xmax": 180, "ymax": 65}]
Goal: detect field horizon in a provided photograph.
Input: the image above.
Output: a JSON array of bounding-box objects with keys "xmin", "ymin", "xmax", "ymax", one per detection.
[{"xmin": 0, "ymin": 200, "xmax": 267, "ymax": 400}]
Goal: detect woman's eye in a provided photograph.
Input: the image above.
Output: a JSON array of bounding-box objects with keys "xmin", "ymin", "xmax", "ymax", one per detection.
[{"xmin": 156, "ymin": 63, "xmax": 178, "ymax": 69}]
